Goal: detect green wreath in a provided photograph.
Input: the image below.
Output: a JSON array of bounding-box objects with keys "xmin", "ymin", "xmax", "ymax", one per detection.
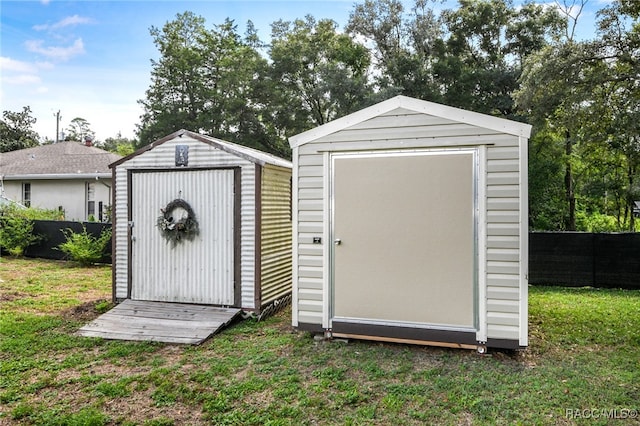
[{"xmin": 157, "ymin": 199, "xmax": 200, "ymax": 247}]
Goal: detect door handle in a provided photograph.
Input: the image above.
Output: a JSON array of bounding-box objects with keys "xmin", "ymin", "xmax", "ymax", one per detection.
[{"xmin": 334, "ymin": 238, "xmax": 341, "ymax": 245}]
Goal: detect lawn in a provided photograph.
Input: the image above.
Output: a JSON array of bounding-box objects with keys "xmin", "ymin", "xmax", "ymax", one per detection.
[{"xmin": 0, "ymin": 258, "xmax": 638, "ymax": 425}]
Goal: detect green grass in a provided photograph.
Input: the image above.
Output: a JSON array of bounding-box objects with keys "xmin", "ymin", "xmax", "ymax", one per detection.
[{"xmin": 1, "ymin": 258, "xmax": 639, "ymax": 425}]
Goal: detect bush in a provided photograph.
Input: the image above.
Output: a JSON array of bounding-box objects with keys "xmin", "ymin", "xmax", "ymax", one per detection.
[
  {"xmin": 0, "ymin": 205, "xmax": 42, "ymax": 256},
  {"xmin": 58, "ymin": 226, "xmax": 112, "ymax": 266}
]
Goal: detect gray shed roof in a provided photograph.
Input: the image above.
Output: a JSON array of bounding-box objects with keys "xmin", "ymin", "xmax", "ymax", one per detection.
[
  {"xmin": 1, "ymin": 141, "xmax": 122, "ymax": 180},
  {"xmin": 111, "ymin": 129, "xmax": 292, "ymax": 169}
]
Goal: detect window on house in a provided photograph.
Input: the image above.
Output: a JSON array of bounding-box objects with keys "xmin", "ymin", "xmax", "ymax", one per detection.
[
  {"xmin": 22, "ymin": 182, "xmax": 31, "ymax": 207},
  {"xmin": 86, "ymin": 182, "xmax": 95, "ymax": 218}
]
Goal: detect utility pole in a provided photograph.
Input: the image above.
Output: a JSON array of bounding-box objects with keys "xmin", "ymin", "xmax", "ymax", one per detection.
[{"xmin": 54, "ymin": 110, "xmax": 61, "ymax": 143}]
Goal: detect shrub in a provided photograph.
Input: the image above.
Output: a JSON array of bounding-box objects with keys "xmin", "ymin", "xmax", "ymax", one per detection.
[
  {"xmin": 0, "ymin": 205, "xmax": 42, "ymax": 256},
  {"xmin": 58, "ymin": 226, "xmax": 112, "ymax": 266}
]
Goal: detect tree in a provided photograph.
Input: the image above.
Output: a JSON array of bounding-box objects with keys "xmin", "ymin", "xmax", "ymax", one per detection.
[
  {"xmin": 65, "ymin": 117, "xmax": 95, "ymax": 142},
  {"xmin": 102, "ymin": 132, "xmax": 137, "ymax": 156},
  {"xmin": 0, "ymin": 106, "xmax": 40, "ymax": 152},
  {"xmin": 576, "ymin": 0, "xmax": 640, "ymax": 230},
  {"xmin": 137, "ymin": 12, "xmax": 208, "ymax": 146},
  {"xmin": 268, "ymin": 16, "xmax": 373, "ymax": 138},
  {"xmin": 347, "ymin": 0, "xmax": 564, "ymax": 117},
  {"xmin": 137, "ymin": 13, "xmax": 289, "ymax": 156},
  {"xmin": 516, "ymin": 41, "xmax": 595, "ymax": 230},
  {"xmin": 517, "ymin": 0, "xmax": 640, "ymax": 231}
]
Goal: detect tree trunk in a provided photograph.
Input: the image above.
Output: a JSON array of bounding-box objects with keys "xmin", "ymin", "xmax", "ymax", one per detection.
[
  {"xmin": 628, "ymin": 163, "xmax": 635, "ymax": 231},
  {"xmin": 565, "ymin": 131, "xmax": 576, "ymax": 231}
]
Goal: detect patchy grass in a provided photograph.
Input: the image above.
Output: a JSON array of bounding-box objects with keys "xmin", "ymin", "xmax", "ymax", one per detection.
[{"xmin": 1, "ymin": 258, "xmax": 639, "ymax": 425}]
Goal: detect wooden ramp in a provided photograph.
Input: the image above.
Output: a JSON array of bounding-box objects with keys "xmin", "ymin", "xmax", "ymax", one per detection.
[{"xmin": 77, "ymin": 300, "xmax": 242, "ymax": 344}]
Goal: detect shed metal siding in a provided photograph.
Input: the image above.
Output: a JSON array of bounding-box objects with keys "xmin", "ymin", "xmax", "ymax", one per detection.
[
  {"xmin": 293, "ymin": 107, "xmax": 525, "ymax": 342},
  {"xmin": 130, "ymin": 169, "xmax": 235, "ymax": 304},
  {"xmin": 112, "ymin": 136, "xmax": 257, "ymax": 309},
  {"xmin": 259, "ymin": 164, "xmax": 293, "ymax": 307}
]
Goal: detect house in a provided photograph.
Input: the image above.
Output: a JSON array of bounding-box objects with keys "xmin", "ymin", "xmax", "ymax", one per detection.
[
  {"xmin": 289, "ymin": 95, "xmax": 531, "ymax": 351},
  {"xmin": 0, "ymin": 141, "xmax": 122, "ymax": 221}
]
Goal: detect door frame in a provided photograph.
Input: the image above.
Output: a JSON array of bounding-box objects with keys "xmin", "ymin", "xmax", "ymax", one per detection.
[
  {"xmin": 326, "ymin": 148, "xmax": 487, "ymax": 339},
  {"xmin": 126, "ymin": 167, "xmax": 242, "ymax": 306}
]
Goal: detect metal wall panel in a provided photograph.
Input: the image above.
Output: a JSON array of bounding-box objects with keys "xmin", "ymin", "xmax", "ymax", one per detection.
[
  {"xmin": 112, "ymin": 137, "xmax": 258, "ymax": 309},
  {"xmin": 130, "ymin": 169, "xmax": 235, "ymax": 305},
  {"xmin": 259, "ymin": 165, "xmax": 293, "ymax": 306}
]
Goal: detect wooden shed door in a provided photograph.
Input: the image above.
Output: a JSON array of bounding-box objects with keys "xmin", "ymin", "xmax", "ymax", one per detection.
[
  {"xmin": 130, "ymin": 169, "xmax": 236, "ymax": 305},
  {"xmin": 331, "ymin": 151, "xmax": 477, "ymax": 329}
]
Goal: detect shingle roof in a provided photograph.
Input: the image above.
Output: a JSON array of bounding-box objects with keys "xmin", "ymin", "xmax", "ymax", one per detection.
[{"xmin": 0, "ymin": 142, "xmax": 122, "ymax": 178}]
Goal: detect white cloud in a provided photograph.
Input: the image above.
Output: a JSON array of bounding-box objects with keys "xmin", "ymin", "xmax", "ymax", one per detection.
[
  {"xmin": 0, "ymin": 57, "xmax": 42, "ymax": 86},
  {"xmin": 40, "ymin": 0, "xmax": 51, "ymax": 4},
  {"xmin": 4, "ymin": 74, "xmax": 42, "ymax": 85},
  {"xmin": 0, "ymin": 56, "xmax": 37, "ymax": 74},
  {"xmin": 33, "ymin": 15, "xmax": 94, "ymax": 31},
  {"xmin": 25, "ymin": 38, "xmax": 85, "ymax": 62}
]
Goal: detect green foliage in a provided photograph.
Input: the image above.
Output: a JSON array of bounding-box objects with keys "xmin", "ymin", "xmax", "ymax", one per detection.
[
  {"xmin": 269, "ymin": 16, "xmax": 373, "ymax": 135},
  {"xmin": 137, "ymin": 13, "xmax": 290, "ymax": 156},
  {"xmin": 0, "ymin": 106, "xmax": 40, "ymax": 152},
  {"xmin": 65, "ymin": 117, "xmax": 95, "ymax": 142},
  {"xmin": 58, "ymin": 226, "xmax": 112, "ymax": 266},
  {"xmin": 0, "ymin": 205, "xmax": 43, "ymax": 256}
]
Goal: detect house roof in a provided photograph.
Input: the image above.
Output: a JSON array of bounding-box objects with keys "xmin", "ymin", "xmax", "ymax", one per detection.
[
  {"xmin": 289, "ymin": 95, "xmax": 533, "ymax": 148},
  {"xmin": 111, "ymin": 129, "xmax": 291, "ymax": 169},
  {"xmin": 0, "ymin": 141, "xmax": 122, "ymax": 180}
]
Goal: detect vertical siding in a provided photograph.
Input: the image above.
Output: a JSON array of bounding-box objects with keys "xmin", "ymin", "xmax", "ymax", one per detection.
[
  {"xmin": 293, "ymin": 107, "xmax": 525, "ymax": 342},
  {"xmin": 112, "ymin": 136, "xmax": 257, "ymax": 309},
  {"xmin": 259, "ymin": 164, "xmax": 293, "ymax": 307},
  {"xmin": 130, "ymin": 170, "xmax": 235, "ymax": 305}
]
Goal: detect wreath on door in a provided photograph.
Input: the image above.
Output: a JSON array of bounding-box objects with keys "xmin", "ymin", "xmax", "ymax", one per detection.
[{"xmin": 157, "ymin": 199, "xmax": 200, "ymax": 247}]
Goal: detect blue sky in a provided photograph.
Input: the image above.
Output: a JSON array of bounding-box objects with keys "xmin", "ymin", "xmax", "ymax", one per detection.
[{"xmin": 1, "ymin": 0, "xmax": 609, "ymax": 142}]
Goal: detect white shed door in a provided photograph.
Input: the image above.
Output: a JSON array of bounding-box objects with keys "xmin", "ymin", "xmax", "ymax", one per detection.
[
  {"xmin": 131, "ymin": 169, "xmax": 235, "ymax": 305},
  {"xmin": 332, "ymin": 151, "xmax": 477, "ymax": 328}
]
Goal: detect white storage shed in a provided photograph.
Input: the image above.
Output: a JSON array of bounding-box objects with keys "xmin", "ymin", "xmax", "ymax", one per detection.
[
  {"xmin": 289, "ymin": 96, "xmax": 531, "ymax": 351},
  {"xmin": 110, "ymin": 130, "xmax": 292, "ymax": 315}
]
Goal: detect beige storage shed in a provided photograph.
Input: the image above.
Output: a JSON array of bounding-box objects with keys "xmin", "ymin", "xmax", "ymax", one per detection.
[
  {"xmin": 289, "ymin": 96, "xmax": 531, "ymax": 351},
  {"xmin": 110, "ymin": 130, "xmax": 292, "ymax": 315}
]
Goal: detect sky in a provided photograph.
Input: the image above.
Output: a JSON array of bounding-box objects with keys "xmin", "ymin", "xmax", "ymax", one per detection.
[{"xmin": 0, "ymin": 0, "xmax": 611, "ymax": 143}]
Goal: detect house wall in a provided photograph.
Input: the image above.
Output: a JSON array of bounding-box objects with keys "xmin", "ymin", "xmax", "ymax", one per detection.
[
  {"xmin": 258, "ymin": 164, "xmax": 293, "ymax": 308},
  {"xmin": 113, "ymin": 136, "xmax": 258, "ymax": 309},
  {"xmin": 2, "ymin": 179, "xmax": 111, "ymax": 221},
  {"xmin": 292, "ymin": 107, "xmax": 526, "ymax": 344}
]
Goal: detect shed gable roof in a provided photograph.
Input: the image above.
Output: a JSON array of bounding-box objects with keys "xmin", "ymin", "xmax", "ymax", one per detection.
[
  {"xmin": 1, "ymin": 141, "xmax": 122, "ymax": 179},
  {"xmin": 288, "ymin": 95, "xmax": 532, "ymax": 148},
  {"xmin": 111, "ymin": 129, "xmax": 291, "ymax": 169}
]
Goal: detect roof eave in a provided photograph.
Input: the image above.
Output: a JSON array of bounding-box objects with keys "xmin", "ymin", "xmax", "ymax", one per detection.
[
  {"xmin": 111, "ymin": 129, "xmax": 292, "ymax": 169},
  {"xmin": 2, "ymin": 173, "xmax": 112, "ymax": 180},
  {"xmin": 288, "ymin": 95, "xmax": 532, "ymax": 148}
]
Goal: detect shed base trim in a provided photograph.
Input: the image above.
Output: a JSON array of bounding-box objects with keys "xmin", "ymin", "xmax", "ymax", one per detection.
[
  {"xmin": 485, "ymin": 338, "xmax": 526, "ymax": 350},
  {"xmin": 295, "ymin": 322, "xmax": 325, "ymax": 333},
  {"xmin": 331, "ymin": 320, "xmax": 478, "ymax": 346}
]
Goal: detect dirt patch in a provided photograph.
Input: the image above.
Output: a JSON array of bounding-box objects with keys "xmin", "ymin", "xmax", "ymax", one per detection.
[
  {"xmin": 62, "ymin": 299, "xmax": 111, "ymax": 322},
  {"xmin": 0, "ymin": 291, "xmax": 28, "ymax": 302}
]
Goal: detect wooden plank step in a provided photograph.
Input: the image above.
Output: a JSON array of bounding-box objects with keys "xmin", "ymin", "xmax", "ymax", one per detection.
[{"xmin": 76, "ymin": 300, "xmax": 241, "ymax": 344}]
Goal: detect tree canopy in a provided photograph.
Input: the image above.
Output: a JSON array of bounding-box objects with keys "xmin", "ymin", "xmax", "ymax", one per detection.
[{"xmin": 0, "ymin": 106, "xmax": 40, "ymax": 153}]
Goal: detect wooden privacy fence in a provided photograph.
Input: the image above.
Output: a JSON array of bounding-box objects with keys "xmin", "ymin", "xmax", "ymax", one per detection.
[
  {"xmin": 23, "ymin": 220, "xmax": 112, "ymax": 263},
  {"xmin": 529, "ymin": 232, "xmax": 640, "ymax": 289}
]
